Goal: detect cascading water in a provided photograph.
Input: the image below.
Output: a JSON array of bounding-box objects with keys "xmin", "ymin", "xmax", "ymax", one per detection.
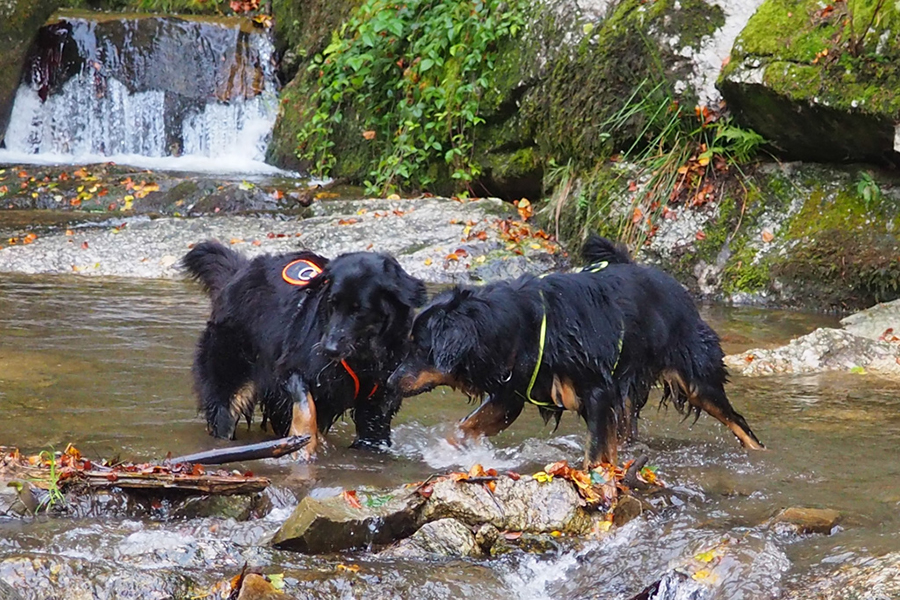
[{"xmin": 0, "ymin": 11, "xmax": 283, "ymax": 174}]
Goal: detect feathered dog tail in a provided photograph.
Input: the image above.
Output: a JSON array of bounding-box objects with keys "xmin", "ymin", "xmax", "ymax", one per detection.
[
  {"xmin": 582, "ymin": 233, "xmax": 632, "ymax": 265},
  {"xmin": 182, "ymin": 240, "xmax": 247, "ymax": 297}
]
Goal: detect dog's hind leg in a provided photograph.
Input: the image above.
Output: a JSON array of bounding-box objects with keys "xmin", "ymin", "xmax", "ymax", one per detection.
[
  {"xmin": 457, "ymin": 393, "xmax": 525, "ymax": 440},
  {"xmin": 584, "ymin": 387, "xmax": 620, "ymax": 467},
  {"xmin": 668, "ymin": 371, "xmax": 764, "ymax": 449},
  {"xmin": 193, "ymin": 324, "xmax": 253, "ymax": 440}
]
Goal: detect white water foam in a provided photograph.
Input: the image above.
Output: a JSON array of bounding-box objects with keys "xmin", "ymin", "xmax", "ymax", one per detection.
[
  {"xmin": 1, "ymin": 21, "xmax": 288, "ymax": 176},
  {"xmin": 390, "ymin": 422, "xmax": 524, "ymax": 471}
]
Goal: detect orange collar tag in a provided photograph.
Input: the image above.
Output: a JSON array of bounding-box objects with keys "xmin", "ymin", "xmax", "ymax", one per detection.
[{"xmin": 282, "ymin": 259, "xmax": 323, "ymax": 286}]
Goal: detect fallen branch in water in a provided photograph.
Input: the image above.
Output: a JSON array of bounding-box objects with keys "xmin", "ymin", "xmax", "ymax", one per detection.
[
  {"xmin": 0, "ymin": 444, "xmax": 270, "ymax": 499},
  {"xmin": 166, "ymin": 435, "xmax": 310, "ymax": 466}
]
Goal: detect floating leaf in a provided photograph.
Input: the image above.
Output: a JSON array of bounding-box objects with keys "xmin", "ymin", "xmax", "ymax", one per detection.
[{"xmin": 342, "ymin": 490, "xmax": 363, "ymax": 509}]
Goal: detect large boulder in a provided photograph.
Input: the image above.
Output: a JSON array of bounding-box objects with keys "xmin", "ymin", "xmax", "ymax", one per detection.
[
  {"xmin": 640, "ymin": 161, "xmax": 900, "ymax": 310},
  {"xmin": 719, "ymin": 0, "xmax": 900, "ymax": 164},
  {"xmin": 0, "ymin": 0, "xmax": 59, "ymax": 144},
  {"xmin": 267, "ymin": 0, "xmax": 765, "ymax": 195}
]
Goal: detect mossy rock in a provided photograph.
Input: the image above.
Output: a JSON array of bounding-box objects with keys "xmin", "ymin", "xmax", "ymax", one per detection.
[
  {"xmin": 268, "ymin": 0, "xmax": 728, "ymax": 193},
  {"xmin": 720, "ymin": 0, "xmax": 900, "ymax": 164}
]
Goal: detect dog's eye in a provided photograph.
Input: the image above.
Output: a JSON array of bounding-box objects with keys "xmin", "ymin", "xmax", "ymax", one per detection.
[{"xmin": 351, "ymin": 302, "xmax": 360, "ymax": 311}]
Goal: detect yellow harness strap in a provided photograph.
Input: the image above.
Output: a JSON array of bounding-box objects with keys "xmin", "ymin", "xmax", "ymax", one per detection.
[{"xmin": 518, "ymin": 259, "xmax": 619, "ymax": 408}]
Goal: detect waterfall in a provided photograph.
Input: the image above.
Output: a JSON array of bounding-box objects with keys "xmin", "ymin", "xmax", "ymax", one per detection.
[{"xmin": 0, "ymin": 12, "xmax": 284, "ymax": 174}]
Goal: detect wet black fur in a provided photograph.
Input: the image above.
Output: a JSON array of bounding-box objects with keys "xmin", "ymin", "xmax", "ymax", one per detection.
[
  {"xmin": 183, "ymin": 240, "xmax": 426, "ymax": 447},
  {"xmin": 390, "ymin": 234, "xmax": 761, "ymax": 461}
]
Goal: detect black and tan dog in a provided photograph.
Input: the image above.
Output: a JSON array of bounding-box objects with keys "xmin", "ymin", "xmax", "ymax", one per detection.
[
  {"xmin": 183, "ymin": 241, "xmax": 426, "ymax": 457},
  {"xmin": 389, "ymin": 234, "xmax": 763, "ymax": 465}
]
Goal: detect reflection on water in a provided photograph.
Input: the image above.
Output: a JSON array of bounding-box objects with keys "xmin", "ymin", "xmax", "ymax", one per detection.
[{"xmin": 0, "ymin": 274, "xmax": 898, "ymax": 598}]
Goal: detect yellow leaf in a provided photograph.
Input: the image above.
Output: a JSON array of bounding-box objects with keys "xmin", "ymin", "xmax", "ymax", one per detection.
[
  {"xmin": 697, "ymin": 156, "xmax": 710, "ymax": 167},
  {"xmin": 530, "ymin": 243, "xmax": 541, "ymax": 249},
  {"xmin": 694, "ymin": 547, "xmax": 724, "ymax": 563},
  {"xmin": 424, "ymin": 258, "xmax": 433, "ymax": 266},
  {"xmin": 593, "ymin": 520, "xmax": 612, "ymax": 533},
  {"xmin": 532, "ymin": 471, "xmax": 553, "ymax": 483},
  {"xmin": 387, "ymin": 193, "xmax": 401, "ymax": 201}
]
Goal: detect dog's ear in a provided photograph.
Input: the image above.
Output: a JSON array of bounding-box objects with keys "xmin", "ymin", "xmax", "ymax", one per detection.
[
  {"xmin": 384, "ymin": 255, "xmax": 427, "ymax": 308},
  {"xmin": 427, "ymin": 288, "xmax": 479, "ymax": 371},
  {"xmin": 432, "ymin": 316, "xmax": 477, "ymax": 373}
]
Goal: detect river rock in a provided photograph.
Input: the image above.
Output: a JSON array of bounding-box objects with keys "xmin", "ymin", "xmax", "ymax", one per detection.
[
  {"xmin": 612, "ymin": 495, "xmax": 645, "ymax": 527},
  {"xmin": 379, "ymin": 518, "xmax": 481, "ymax": 559},
  {"xmin": 270, "ymin": 0, "xmax": 764, "ymax": 197},
  {"xmin": 724, "ymin": 327, "xmax": 900, "ymax": 376},
  {"xmin": 771, "ymin": 507, "xmax": 842, "ymax": 535},
  {"xmin": 840, "ymin": 298, "xmax": 900, "ymax": 341},
  {"xmin": 418, "ymin": 476, "xmax": 595, "ymax": 534},
  {"xmin": 270, "ymin": 487, "xmax": 425, "ymax": 553},
  {"xmin": 0, "ymin": 196, "xmax": 561, "ymax": 284},
  {"xmin": 720, "ymin": 0, "xmax": 900, "ymax": 164},
  {"xmin": 237, "ymin": 574, "xmax": 294, "ymax": 600}
]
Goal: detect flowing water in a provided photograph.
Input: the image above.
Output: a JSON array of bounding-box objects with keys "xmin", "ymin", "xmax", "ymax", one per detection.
[
  {"xmin": 0, "ymin": 275, "xmax": 898, "ymax": 598},
  {"xmin": 0, "ymin": 11, "xmax": 284, "ymax": 176}
]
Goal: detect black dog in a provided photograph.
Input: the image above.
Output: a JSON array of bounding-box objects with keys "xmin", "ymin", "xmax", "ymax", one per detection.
[
  {"xmin": 389, "ymin": 234, "xmax": 763, "ymax": 465},
  {"xmin": 183, "ymin": 241, "xmax": 426, "ymax": 457}
]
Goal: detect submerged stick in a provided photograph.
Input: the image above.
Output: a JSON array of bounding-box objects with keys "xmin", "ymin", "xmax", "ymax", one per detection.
[{"xmin": 167, "ymin": 435, "xmax": 310, "ymax": 466}]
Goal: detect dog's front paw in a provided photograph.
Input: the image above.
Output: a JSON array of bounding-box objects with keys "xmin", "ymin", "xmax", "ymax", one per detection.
[{"xmin": 350, "ymin": 438, "xmax": 390, "ymax": 453}]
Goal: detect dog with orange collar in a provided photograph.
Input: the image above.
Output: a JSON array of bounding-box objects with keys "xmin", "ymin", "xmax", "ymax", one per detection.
[{"xmin": 183, "ymin": 241, "xmax": 426, "ymax": 458}]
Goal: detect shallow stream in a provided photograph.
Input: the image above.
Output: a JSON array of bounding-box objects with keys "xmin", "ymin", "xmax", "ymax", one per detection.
[{"xmin": 0, "ymin": 275, "xmax": 898, "ymax": 598}]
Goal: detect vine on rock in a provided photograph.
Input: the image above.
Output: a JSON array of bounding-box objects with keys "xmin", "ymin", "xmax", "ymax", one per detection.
[{"xmin": 296, "ymin": 0, "xmax": 525, "ymax": 195}]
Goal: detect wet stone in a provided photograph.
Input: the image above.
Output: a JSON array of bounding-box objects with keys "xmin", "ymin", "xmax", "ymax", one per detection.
[
  {"xmin": 613, "ymin": 495, "xmax": 644, "ymax": 527},
  {"xmin": 840, "ymin": 298, "xmax": 900, "ymax": 342},
  {"xmin": 771, "ymin": 507, "xmax": 842, "ymax": 535},
  {"xmin": 270, "ymin": 487, "xmax": 425, "ymax": 553},
  {"xmin": 237, "ymin": 573, "xmax": 294, "ymax": 600},
  {"xmin": 171, "ymin": 492, "xmax": 269, "ymax": 521},
  {"xmin": 417, "ymin": 476, "xmax": 594, "ymax": 534},
  {"xmin": 379, "ymin": 518, "xmax": 481, "ymax": 559},
  {"xmin": 725, "ymin": 328, "xmax": 900, "ymax": 377}
]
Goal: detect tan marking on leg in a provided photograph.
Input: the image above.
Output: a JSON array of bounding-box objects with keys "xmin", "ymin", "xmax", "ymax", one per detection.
[
  {"xmin": 585, "ymin": 429, "xmax": 618, "ymax": 469},
  {"xmin": 230, "ymin": 381, "xmax": 256, "ymax": 427},
  {"xmin": 689, "ymin": 395, "xmax": 764, "ymax": 450},
  {"xmin": 457, "ymin": 400, "xmax": 519, "ymax": 440},
  {"xmin": 289, "ymin": 391, "xmax": 319, "ymax": 460},
  {"xmin": 551, "ymin": 375, "xmax": 581, "ymax": 411},
  {"xmin": 665, "ymin": 369, "xmax": 764, "ymax": 450},
  {"xmin": 399, "ymin": 368, "xmax": 459, "ymax": 395}
]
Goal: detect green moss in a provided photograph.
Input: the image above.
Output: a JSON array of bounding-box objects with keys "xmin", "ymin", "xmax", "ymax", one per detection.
[
  {"xmin": 523, "ymin": 0, "xmax": 725, "ymax": 167},
  {"xmin": 722, "ymin": 243, "xmax": 771, "ymax": 293},
  {"xmin": 726, "ymin": 0, "xmax": 900, "ymax": 115}
]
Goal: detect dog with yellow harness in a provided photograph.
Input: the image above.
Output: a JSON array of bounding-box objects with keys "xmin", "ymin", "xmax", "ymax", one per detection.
[{"xmin": 388, "ymin": 234, "xmax": 763, "ymax": 466}]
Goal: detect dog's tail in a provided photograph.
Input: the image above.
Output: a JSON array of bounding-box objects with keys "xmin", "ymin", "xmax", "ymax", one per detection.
[
  {"xmin": 182, "ymin": 240, "xmax": 247, "ymax": 297},
  {"xmin": 582, "ymin": 233, "xmax": 632, "ymax": 265}
]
